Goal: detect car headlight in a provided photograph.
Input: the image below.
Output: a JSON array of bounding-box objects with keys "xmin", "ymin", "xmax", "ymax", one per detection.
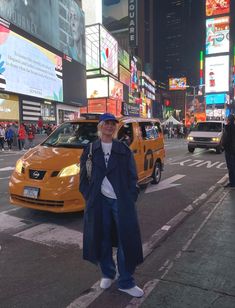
[
  {"xmin": 58, "ymin": 163, "xmax": 80, "ymax": 177},
  {"xmin": 187, "ymin": 136, "xmax": 194, "ymax": 141},
  {"xmin": 212, "ymin": 137, "xmax": 220, "ymax": 142},
  {"xmin": 15, "ymin": 159, "xmax": 24, "ymax": 174}
]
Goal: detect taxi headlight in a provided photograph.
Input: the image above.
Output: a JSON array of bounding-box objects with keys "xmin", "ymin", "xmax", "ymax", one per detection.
[
  {"xmin": 15, "ymin": 159, "xmax": 23, "ymax": 174},
  {"xmin": 212, "ymin": 137, "xmax": 220, "ymax": 142},
  {"xmin": 58, "ymin": 163, "xmax": 80, "ymax": 177},
  {"xmin": 187, "ymin": 136, "xmax": 194, "ymax": 141}
]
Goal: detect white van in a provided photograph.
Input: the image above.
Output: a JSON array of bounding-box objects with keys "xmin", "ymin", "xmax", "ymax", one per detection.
[{"xmin": 187, "ymin": 121, "xmax": 224, "ymax": 154}]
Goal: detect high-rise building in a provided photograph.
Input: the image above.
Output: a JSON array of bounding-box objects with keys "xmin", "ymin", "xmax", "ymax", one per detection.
[{"xmin": 155, "ymin": 0, "xmax": 204, "ymax": 85}]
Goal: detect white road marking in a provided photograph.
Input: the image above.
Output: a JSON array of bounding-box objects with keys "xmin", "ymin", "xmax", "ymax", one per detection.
[
  {"xmin": 168, "ymin": 159, "xmax": 227, "ymax": 169},
  {"xmin": 0, "ymin": 176, "xmax": 10, "ymax": 180},
  {"xmin": 14, "ymin": 223, "xmax": 83, "ymax": 248},
  {"xmin": 145, "ymin": 174, "xmax": 185, "ymax": 194},
  {"xmin": 0, "ymin": 213, "xmax": 27, "ymax": 231},
  {"xmin": 217, "ymin": 174, "xmax": 228, "ymax": 184},
  {"xmin": 0, "ymin": 167, "xmax": 15, "ymax": 172}
]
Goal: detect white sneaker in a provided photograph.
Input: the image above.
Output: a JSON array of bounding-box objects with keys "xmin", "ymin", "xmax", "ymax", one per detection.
[
  {"xmin": 100, "ymin": 278, "xmax": 113, "ymax": 289},
  {"xmin": 118, "ymin": 286, "xmax": 144, "ymax": 297}
]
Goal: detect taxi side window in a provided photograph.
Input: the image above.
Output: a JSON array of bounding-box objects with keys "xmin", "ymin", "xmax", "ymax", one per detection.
[
  {"xmin": 139, "ymin": 122, "xmax": 158, "ymax": 140},
  {"xmin": 118, "ymin": 123, "xmax": 133, "ymax": 146},
  {"xmin": 153, "ymin": 122, "xmax": 162, "ymax": 134}
]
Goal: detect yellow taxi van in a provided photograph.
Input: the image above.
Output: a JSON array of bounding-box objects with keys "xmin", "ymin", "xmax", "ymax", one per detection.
[{"xmin": 9, "ymin": 114, "xmax": 165, "ymax": 213}]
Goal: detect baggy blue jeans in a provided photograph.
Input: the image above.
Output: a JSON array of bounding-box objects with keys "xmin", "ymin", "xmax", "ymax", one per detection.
[
  {"xmin": 99, "ymin": 194, "xmax": 135, "ymax": 289},
  {"xmin": 225, "ymin": 151, "xmax": 235, "ymax": 186}
]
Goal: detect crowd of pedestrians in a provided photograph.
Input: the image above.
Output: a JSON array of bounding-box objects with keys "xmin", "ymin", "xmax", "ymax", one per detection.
[
  {"xmin": 0, "ymin": 120, "xmax": 56, "ymax": 151},
  {"xmin": 163, "ymin": 124, "xmax": 188, "ymax": 139}
]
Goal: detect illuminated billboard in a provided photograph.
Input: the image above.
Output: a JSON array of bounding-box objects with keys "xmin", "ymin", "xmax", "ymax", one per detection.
[
  {"xmin": 206, "ymin": 17, "xmax": 229, "ymax": 55},
  {"xmin": 206, "ymin": 0, "xmax": 230, "ymax": 17},
  {"xmin": 86, "ymin": 24, "xmax": 118, "ymax": 77},
  {"xmin": 185, "ymin": 96, "xmax": 206, "ymax": 127},
  {"xmin": 205, "ymin": 56, "xmax": 229, "ymax": 93},
  {"xmin": 0, "ymin": 25, "xmax": 63, "ymax": 102},
  {"xmin": 0, "ymin": 94, "xmax": 19, "ymax": 120},
  {"xmin": 169, "ymin": 78, "xmax": 187, "ymax": 90},
  {"xmin": 83, "ymin": 0, "xmax": 102, "ymax": 25},
  {"xmin": 118, "ymin": 48, "xmax": 130, "ymax": 70},
  {"xmin": 119, "ymin": 66, "xmax": 131, "ymax": 87},
  {"xmin": 206, "ymin": 93, "xmax": 227, "ymax": 105},
  {"xmin": 0, "ymin": 0, "xmax": 86, "ymax": 65},
  {"xmin": 109, "ymin": 78, "xmax": 123, "ymax": 100},
  {"xmin": 87, "ymin": 77, "xmax": 108, "ymax": 98}
]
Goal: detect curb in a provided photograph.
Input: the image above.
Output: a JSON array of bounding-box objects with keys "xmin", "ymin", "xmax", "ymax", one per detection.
[{"xmin": 142, "ymin": 175, "xmax": 228, "ymax": 259}]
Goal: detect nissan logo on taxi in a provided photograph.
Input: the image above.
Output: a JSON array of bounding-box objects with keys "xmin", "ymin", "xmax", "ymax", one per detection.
[
  {"xmin": 33, "ymin": 171, "xmax": 40, "ymax": 179},
  {"xmin": 128, "ymin": 0, "xmax": 138, "ymax": 47}
]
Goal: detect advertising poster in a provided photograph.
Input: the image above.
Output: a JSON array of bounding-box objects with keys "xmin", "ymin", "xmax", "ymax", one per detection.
[
  {"xmin": 87, "ymin": 77, "xmax": 108, "ymax": 98},
  {"xmin": 185, "ymin": 95, "xmax": 206, "ymax": 127},
  {"xmin": 0, "ymin": 93, "xmax": 19, "ymax": 120},
  {"xmin": 0, "ymin": 25, "xmax": 63, "ymax": 102},
  {"xmin": 118, "ymin": 48, "xmax": 130, "ymax": 70},
  {"xmin": 119, "ymin": 65, "xmax": 131, "ymax": 87},
  {"xmin": 169, "ymin": 77, "xmax": 187, "ymax": 90},
  {"xmin": 109, "ymin": 77, "xmax": 123, "ymax": 100},
  {"xmin": 206, "ymin": 17, "xmax": 229, "ymax": 55},
  {"xmin": 206, "ymin": 93, "xmax": 227, "ymax": 105},
  {"xmin": 206, "ymin": 0, "xmax": 230, "ymax": 17},
  {"xmin": 205, "ymin": 56, "xmax": 229, "ymax": 93},
  {"xmin": 103, "ymin": 0, "xmax": 128, "ymax": 32},
  {"xmin": 0, "ymin": 0, "xmax": 86, "ymax": 65},
  {"xmin": 100, "ymin": 26, "xmax": 118, "ymax": 76}
]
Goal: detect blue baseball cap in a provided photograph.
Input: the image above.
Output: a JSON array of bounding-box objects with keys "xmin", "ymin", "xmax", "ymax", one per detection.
[{"xmin": 99, "ymin": 113, "xmax": 119, "ymax": 123}]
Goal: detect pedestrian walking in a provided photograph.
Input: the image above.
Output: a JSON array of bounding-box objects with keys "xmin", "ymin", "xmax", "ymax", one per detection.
[
  {"xmin": 222, "ymin": 114, "xmax": 235, "ymax": 188},
  {"xmin": 27, "ymin": 124, "xmax": 35, "ymax": 148},
  {"xmin": 0, "ymin": 124, "xmax": 6, "ymax": 151},
  {"xmin": 5, "ymin": 124, "xmax": 14, "ymax": 150},
  {"xmin": 79, "ymin": 113, "xmax": 144, "ymax": 298},
  {"xmin": 37, "ymin": 116, "xmax": 43, "ymax": 134},
  {"xmin": 18, "ymin": 124, "xmax": 26, "ymax": 150}
]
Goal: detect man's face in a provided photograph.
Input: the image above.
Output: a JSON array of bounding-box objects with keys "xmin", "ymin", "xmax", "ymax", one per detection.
[{"xmin": 70, "ymin": 7, "xmax": 80, "ymax": 41}]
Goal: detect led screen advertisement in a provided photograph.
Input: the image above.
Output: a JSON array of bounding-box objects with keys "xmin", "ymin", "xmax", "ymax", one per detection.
[
  {"xmin": 87, "ymin": 77, "xmax": 108, "ymax": 99},
  {"xmin": 119, "ymin": 65, "xmax": 131, "ymax": 87},
  {"xmin": 0, "ymin": 0, "xmax": 85, "ymax": 65},
  {"xmin": 206, "ymin": 0, "xmax": 230, "ymax": 17},
  {"xmin": 86, "ymin": 24, "xmax": 118, "ymax": 77},
  {"xmin": 169, "ymin": 77, "xmax": 187, "ymax": 90},
  {"xmin": 109, "ymin": 77, "xmax": 123, "ymax": 100},
  {"xmin": 205, "ymin": 56, "xmax": 229, "ymax": 93},
  {"xmin": 206, "ymin": 93, "xmax": 227, "ymax": 105},
  {"xmin": 103, "ymin": 0, "xmax": 128, "ymax": 32},
  {"xmin": 0, "ymin": 94, "xmax": 19, "ymax": 120},
  {"xmin": 206, "ymin": 17, "xmax": 229, "ymax": 55},
  {"xmin": 0, "ymin": 25, "xmax": 63, "ymax": 102},
  {"xmin": 185, "ymin": 96, "xmax": 206, "ymax": 128}
]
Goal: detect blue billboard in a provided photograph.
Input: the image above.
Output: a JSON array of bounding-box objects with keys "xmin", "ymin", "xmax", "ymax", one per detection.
[{"xmin": 206, "ymin": 93, "xmax": 226, "ymax": 105}]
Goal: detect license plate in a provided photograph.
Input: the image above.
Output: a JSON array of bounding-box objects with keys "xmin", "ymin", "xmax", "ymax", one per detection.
[{"xmin": 23, "ymin": 187, "xmax": 40, "ymax": 199}]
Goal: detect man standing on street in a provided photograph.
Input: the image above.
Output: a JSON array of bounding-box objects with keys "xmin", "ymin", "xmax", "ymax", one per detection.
[{"xmin": 222, "ymin": 114, "xmax": 235, "ymax": 188}]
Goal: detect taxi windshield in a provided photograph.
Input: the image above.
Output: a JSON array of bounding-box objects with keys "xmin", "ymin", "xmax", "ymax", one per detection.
[{"xmin": 42, "ymin": 122, "xmax": 98, "ymax": 148}]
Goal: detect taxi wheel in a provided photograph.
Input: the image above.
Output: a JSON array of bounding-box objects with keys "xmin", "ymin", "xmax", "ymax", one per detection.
[{"xmin": 151, "ymin": 162, "xmax": 161, "ymax": 184}]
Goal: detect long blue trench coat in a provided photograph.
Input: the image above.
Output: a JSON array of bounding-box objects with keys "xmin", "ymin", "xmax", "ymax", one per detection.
[{"xmin": 79, "ymin": 139, "xmax": 143, "ymax": 273}]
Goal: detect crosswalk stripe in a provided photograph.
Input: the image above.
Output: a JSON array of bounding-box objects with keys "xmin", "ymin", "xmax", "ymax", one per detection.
[
  {"xmin": 14, "ymin": 223, "xmax": 83, "ymax": 249},
  {"xmin": 0, "ymin": 213, "xmax": 27, "ymax": 231}
]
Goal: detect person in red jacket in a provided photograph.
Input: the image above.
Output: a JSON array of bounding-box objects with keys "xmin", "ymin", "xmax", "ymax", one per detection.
[
  {"xmin": 18, "ymin": 124, "xmax": 26, "ymax": 150},
  {"xmin": 27, "ymin": 124, "xmax": 35, "ymax": 148}
]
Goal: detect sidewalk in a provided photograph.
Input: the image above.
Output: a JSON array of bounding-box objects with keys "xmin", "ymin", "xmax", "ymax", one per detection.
[{"xmin": 140, "ymin": 187, "xmax": 235, "ymax": 308}]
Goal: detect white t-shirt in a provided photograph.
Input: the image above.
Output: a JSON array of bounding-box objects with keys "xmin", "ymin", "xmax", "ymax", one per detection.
[{"xmin": 101, "ymin": 142, "xmax": 117, "ymax": 199}]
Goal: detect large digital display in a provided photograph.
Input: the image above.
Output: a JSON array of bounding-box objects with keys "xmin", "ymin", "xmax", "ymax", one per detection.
[
  {"xmin": 0, "ymin": 25, "xmax": 63, "ymax": 102},
  {"xmin": 206, "ymin": 93, "xmax": 227, "ymax": 105},
  {"xmin": 206, "ymin": 0, "xmax": 230, "ymax": 17},
  {"xmin": 205, "ymin": 56, "xmax": 229, "ymax": 93},
  {"xmin": 206, "ymin": 17, "xmax": 229, "ymax": 55},
  {"xmin": 109, "ymin": 77, "xmax": 123, "ymax": 100},
  {"xmin": 169, "ymin": 77, "xmax": 187, "ymax": 90},
  {"xmin": 119, "ymin": 65, "xmax": 131, "ymax": 87},
  {"xmin": 185, "ymin": 96, "xmax": 206, "ymax": 127},
  {"xmin": 0, "ymin": 93, "xmax": 19, "ymax": 120},
  {"xmin": 0, "ymin": 0, "xmax": 85, "ymax": 65},
  {"xmin": 83, "ymin": 0, "xmax": 102, "ymax": 25},
  {"xmin": 87, "ymin": 77, "xmax": 108, "ymax": 98}
]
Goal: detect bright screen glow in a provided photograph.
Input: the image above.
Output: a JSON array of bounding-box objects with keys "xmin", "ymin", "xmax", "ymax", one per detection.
[
  {"xmin": 206, "ymin": 93, "xmax": 227, "ymax": 105},
  {"xmin": 205, "ymin": 56, "xmax": 229, "ymax": 93},
  {"xmin": 119, "ymin": 66, "xmax": 131, "ymax": 87},
  {"xmin": 206, "ymin": 0, "xmax": 230, "ymax": 17},
  {"xmin": 87, "ymin": 77, "xmax": 108, "ymax": 98},
  {"xmin": 169, "ymin": 77, "xmax": 187, "ymax": 90},
  {"xmin": 206, "ymin": 17, "xmax": 229, "ymax": 55},
  {"xmin": 0, "ymin": 25, "xmax": 63, "ymax": 101},
  {"xmin": 109, "ymin": 77, "xmax": 123, "ymax": 100}
]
